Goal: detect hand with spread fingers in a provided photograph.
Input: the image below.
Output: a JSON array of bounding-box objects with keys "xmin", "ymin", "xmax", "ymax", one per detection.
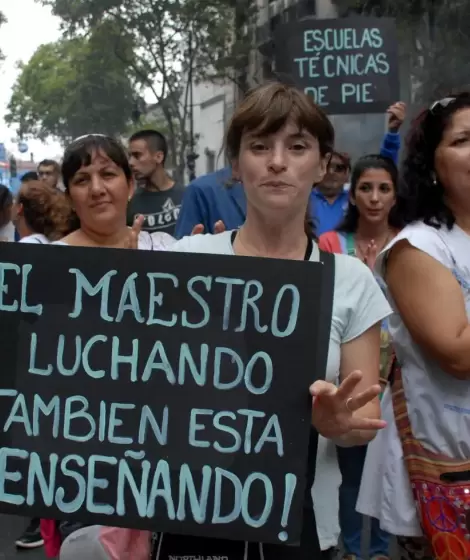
[
  {"xmin": 190, "ymin": 220, "xmax": 226, "ymax": 236},
  {"xmin": 126, "ymin": 214, "xmax": 145, "ymax": 249},
  {"xmin": 310, "ymin": 370, "xmax": 386, "ymax": 440}
]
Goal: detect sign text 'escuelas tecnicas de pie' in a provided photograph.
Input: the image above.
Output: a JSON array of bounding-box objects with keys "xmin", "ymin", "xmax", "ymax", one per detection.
[
  {"xmin": 0, "ymin": 243, "xmax": 329, "ymax": 545},
  {"xmin": 274, "ymin": 17, "xmax": 400, "ymax": 115}
]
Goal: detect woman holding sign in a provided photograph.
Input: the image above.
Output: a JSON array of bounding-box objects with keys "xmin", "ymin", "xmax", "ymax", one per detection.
[
  {"xmin": 38, "ymin": 134, "xmax": 175, "ymax": 558},
  {"xmin": 53, "ymin": 135, "xmax": 175, "ymax": 250},
  {"xmin": 59, "ymin": 83, "xmax": 390, "ymax": 560}
]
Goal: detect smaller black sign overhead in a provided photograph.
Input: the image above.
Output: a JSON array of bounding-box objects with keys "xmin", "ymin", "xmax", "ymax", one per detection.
[{"xmin": 273, "ymin": 17, "xmax": 400, "ymax": 115}]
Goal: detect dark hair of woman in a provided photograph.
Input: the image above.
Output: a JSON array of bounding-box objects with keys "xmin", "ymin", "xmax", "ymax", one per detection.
[
  {"xmin": 401, "ymin": 92, "xmax": 470, "ymax": 229},
  {"xmin": 62, "ymin": 135, "xmax": 132, "ymax": 191},
  {"xmin": 225, "ymin": 82, "xmax": 335, "ymax": 240},
  {"xmin": 337, "ymin": 154, "xmax": 403, "ymax": 233},
  {"xmin": 18, "ymin": 181, "xmax": 76, "ymax": 240},
  {"xmin": 0, "ymin": 185, "xmax": 13, "ymax": 228}
]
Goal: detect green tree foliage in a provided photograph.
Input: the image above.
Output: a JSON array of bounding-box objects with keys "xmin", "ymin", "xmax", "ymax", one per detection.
[
  {"xmin": 38, "ymin": 0, "xmax": 256, "ymax": 178},
  {"xmin": 6, "ymin": 23, "xmax": 135, "ymax": 145},
  {"xmin": 0, "ymin": 11, "xmax": 6, "ymax": 62},
  {"xmin": 333, "ymin": 0, "xmax": 470, "ymax": 103}
]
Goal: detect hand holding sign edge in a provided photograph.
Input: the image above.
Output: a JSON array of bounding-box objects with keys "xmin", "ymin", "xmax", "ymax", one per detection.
[{"xmin": 126, "ymin": 214, "xmax": 145, "ymax": 249}]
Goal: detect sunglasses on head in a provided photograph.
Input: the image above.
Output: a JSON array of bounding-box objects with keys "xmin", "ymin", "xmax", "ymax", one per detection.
[
  {"xmin": 68, "ymin": 133, "xmax": 108, "ymax": 146},
  {"xmin": 429, "ymin": 97, "xmax": 456, "ymax": 115}
]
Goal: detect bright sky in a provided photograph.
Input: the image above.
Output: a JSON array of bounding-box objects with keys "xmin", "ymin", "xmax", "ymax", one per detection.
[{"xmin": 0, "ymin": 0, "xmax": 62, "ymax": 162}]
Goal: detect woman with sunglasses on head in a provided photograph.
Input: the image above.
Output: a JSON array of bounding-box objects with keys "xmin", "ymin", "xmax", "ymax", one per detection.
[
  {"xmin": 40, "ymin": 134, "xmax": 175, "ymax": 559},
  {"xmin": 54, "ymin": 134, "xmax": 175, "ymax": 250},
  {"xmin": 319, "ymin": 154, "xmax": 403, "ymax": 560},
  {"xmin": 357, "ymin": 94, "xmax": 470, "ymax": 559}
]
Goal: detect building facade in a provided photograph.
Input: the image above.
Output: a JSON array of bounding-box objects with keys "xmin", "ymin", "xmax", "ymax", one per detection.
[{"xmin": 190, "ymin": 0, "xmax": 391, "ymax": 179}]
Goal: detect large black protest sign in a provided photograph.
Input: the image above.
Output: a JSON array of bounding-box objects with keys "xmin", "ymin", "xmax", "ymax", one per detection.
[
  {"xmin": 0, "ymin": 243, "xmax": 328, "ymax": 545},
  {"xmin": 274, "ymin": 17, "xmax": 399, "ymax": 115}
]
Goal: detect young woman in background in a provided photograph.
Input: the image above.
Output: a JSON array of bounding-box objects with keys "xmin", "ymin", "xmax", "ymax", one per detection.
[{"xmin": 319, "ymin": 154, "xmax": 403, "ymax": 560}]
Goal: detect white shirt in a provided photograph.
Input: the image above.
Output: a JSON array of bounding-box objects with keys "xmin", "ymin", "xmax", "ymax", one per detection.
[
  {"xmin": 357, "ymin": 222, "xmax": 470, "ymax": 536},
  {"xmin": 171, "ymin": 231, "xmax": 391, "ymax": 550},
  {"xmin": 53, "ymin": 231, "xmax": 175, "ymax": 250},
  {"xmin": 20, "ymin": 233, "xmax": 50, "ymax": 244}
]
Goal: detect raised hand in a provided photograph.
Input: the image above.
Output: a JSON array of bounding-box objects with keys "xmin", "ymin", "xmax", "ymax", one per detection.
[
  {"xmin": 126, "ymin": 214, "xmax": 144, "ymax": 249},
  {"xmin": 387, "ymin": 101, "xmax": 406, "ymax": 132},
  {"xmin": 309, "ymin": 370, "xmax": 386, "ymax": 439}
]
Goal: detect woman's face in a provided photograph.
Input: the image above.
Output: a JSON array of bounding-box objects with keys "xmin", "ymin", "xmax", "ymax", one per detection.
[
  {"xmin": 434, "ymin": 107, "xmax": 470, "ymax": 201},
  {"xmin": 67, "ymin": 150, "xmax": 133, "ymax": 233},
  {"xmin": 351, "ymin": 168, "xmax": 396, "ymax": 225},
  {"xmin": 232, "ymin": 121, "xmax": 327, "ymax": 220}
]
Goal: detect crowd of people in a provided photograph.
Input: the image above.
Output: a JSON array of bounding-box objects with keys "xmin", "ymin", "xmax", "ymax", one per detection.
[{"xmin": 1, "ymin": 83, "xmax": 468, "ymax": 560}]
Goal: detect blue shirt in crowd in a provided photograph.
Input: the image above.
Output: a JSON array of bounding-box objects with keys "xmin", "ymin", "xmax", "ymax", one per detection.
[{"xmin": 175, "ymin": 132, "xmax": 401, "ymax": 238}]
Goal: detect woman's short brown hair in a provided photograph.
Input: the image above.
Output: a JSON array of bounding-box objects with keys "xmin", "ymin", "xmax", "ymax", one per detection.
[
  {"xmin": 226, "ymin": 82, "xmax": 334, "ymax": 160},
  {"xmin": 225, "ymin": 82, "xmax": 334, "ymax": 238},
  {"xmin": 18, "ymin": 181, "xmax": 76, "ymax": 240}
]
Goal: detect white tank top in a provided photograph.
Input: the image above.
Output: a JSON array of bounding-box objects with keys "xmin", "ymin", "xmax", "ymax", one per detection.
[{"xmin": 357, "ymin": 221, "xmax": 470, "ymax": 536}]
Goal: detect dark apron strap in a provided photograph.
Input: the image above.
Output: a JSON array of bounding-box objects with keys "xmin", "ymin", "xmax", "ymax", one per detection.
[{"xmin": 303, "ymin": 250, "xmax": 335, "ymax": 505}]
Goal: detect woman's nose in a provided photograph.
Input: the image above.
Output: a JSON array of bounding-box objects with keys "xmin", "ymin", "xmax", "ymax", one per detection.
[
  {"xmin": 90, "ymin": 175, "xmax": 105, "ymax": 193},
  {"xmin": 268, "ymin": 148, "xmax": 288, "ymax": 172}
]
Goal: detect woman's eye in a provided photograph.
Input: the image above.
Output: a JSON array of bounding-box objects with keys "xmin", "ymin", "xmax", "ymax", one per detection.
[
  {"xmin": 291, "ymin": 144, "xmax": 307, "ymax": 151},
  {"xmin": 251, "ymin": 143, "xmax": 266, "ymax": 151},
  {"xmin": 453, "ymin": 136, "xmax": 468, "ymax": 145}
]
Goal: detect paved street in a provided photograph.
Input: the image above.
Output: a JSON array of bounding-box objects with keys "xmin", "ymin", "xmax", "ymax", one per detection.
[
  {"xmin": 0, "ymin": 514, "xmax": 398, "ymax": 559},
  {"xmin": 0, "ymin": 516, "xmax": 45, "ymax": 560}
]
